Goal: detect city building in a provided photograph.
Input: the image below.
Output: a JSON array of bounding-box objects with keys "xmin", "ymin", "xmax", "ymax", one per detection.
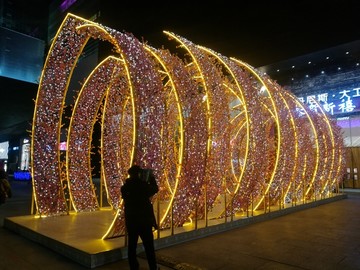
[{"xmin": 0, "ymin": 0, "xmax": 48, "ymax": 172}]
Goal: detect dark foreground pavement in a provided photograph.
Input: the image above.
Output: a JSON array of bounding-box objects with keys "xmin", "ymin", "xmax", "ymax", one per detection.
[{"xmin": 1, "ymin": 180, "xmax": 359, "ymax": 270}]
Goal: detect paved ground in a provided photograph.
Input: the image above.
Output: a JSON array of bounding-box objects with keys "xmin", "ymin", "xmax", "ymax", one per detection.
[{"xmin": 1, "ymin": 179, "xmax": 359, "ymax": 270}]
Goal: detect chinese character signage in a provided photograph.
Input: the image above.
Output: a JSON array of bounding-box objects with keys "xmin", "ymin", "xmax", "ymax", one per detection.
[{"xmin": 298, "ymin": 87, "xmax": 360, "ymax": 115}]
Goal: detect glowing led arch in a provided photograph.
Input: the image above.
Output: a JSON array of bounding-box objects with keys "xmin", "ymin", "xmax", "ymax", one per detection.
[{"xmin": 31, "ymin": 13, "xmax": 346, "ymax": 239}]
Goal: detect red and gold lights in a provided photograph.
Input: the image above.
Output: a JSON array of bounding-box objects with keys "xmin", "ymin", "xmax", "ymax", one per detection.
[{"xmin": 30, "ymin": 14, "xmax": 346, "ymax": 239}]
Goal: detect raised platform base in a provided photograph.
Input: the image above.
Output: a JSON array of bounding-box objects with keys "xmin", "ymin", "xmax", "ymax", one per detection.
[{"xmin": 3, "ymin": 194, "xmax": 347, "ymax": 268}]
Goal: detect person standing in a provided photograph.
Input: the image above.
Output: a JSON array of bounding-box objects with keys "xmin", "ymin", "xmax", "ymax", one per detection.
[
  {"xmin": 0, "ymin": 168, "xmax": 11, "ymax": 205},
  {"xmin": 121, "ymin": 165, "xmax": 159, "ymax": 270}
]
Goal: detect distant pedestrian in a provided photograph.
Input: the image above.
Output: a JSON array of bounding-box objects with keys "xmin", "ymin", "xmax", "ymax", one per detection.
[
  {"xmin": 121, "ymin": 165, "xmax": 159, "ymax": 270},
  {"xmin": 0, "ymin": 168, "xmax": 12, "ymax": 205}
]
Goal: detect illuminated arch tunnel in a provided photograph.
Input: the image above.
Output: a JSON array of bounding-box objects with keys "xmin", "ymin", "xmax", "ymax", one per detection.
[{"xmin": 30, "ymin": 14, "xmax": 346, "ymax": 239}]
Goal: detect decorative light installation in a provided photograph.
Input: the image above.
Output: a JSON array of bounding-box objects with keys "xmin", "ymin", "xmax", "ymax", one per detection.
[{"xmin": 30, "ymin": 14, "xmax": 346, "ymax": 239}]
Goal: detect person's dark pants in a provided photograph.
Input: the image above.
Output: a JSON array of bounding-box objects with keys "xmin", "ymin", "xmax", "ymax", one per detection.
[{"xmin": 127, "ymin": 223, "xmax": 157, "ymax": 270}]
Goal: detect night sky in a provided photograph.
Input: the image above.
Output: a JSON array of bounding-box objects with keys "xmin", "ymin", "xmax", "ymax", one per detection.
[
  {"xmin": 98, "ymin": 0, "xmax": 360, "ymax": 67},
  {"xmin": 14, "ymin": 0, "xmax": 360, "ymax": 67}
]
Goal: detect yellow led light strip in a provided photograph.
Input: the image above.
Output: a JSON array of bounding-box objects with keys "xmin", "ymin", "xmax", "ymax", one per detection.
[
  {"xmin": 307, "ymin": 97, "xmax": 336, "ymax": 195},
  {"xmin": 198, "ymin": 46, "xmax": 251, "ymax": 213},
  {"xmin": 67, "ymin": 56, "xmax": 122, "ymax": 212},
  {"xmin": 31, "ymin": 14, "xmax": 96, "ymax": 216},
  {"xmin": 276, "ymin": 90, "xmax": 299, "ymax": 202},
  {"xmin": 283, "ymin": 91, "xmax": 320, "ymax": 198},
  {"xmin": 144, "ymin": 45, "xmax": 184, "ymax": 226},
  {"xmin": 230, "ymin": 58, "xmax": 282, "ymax": 211}
]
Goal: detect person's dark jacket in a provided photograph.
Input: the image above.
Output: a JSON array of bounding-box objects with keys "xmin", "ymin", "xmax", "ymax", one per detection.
[
  {"xmin": 0, "ymin": 169, "xmax": 11, "ymax": 204},
  {"xmin": 121, "ymin": 170, "xmax": 158, "ymax": 228}
]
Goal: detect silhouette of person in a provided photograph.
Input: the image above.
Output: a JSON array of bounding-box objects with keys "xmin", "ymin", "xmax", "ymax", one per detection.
[
  {"xmin": 0, "ymin": 168, "xmax": 11, "ymax": 205},
  {"xmin": 121, "ymin": 165, "xmax": 159, "ymax": 270}
]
